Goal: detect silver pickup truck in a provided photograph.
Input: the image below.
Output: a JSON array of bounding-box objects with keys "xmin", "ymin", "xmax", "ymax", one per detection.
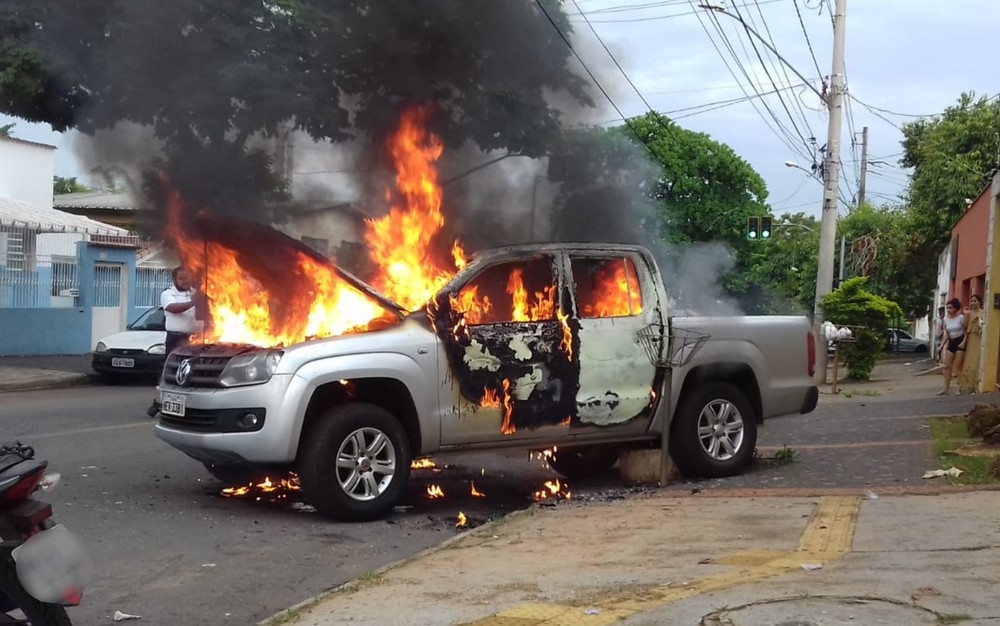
[{"xmin": 155, "ymin": 243, "xmax": 818, "ymax": 521}]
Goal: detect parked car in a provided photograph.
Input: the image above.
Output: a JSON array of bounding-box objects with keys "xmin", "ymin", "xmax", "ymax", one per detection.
[
  {"xmin": 885, "ymin": 328, "xmax": 929, "ymax": 353},
  {"xmin": 92, "ymin": 306, "xmax": 167, "ymax": 380}
]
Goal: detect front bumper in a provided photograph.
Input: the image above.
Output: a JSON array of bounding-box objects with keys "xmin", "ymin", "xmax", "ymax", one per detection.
[
  {"xmin": 92, "ymin": 352, "xmax": 165, "ymax": 375},
  {"xmin": 153, "ymin": 374, "xmax": 301, "ymax": 465}
]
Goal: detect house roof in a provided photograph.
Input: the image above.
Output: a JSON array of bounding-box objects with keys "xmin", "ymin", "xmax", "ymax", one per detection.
[
  {"xmin": 52, "ymin": 190, "xmax": 142, "ymax": 211},
  {"xmin": 0, "ymin": 196, "xmax": 130, "ymax": 235},
  {"xmin": 0, "ymin": 135, "xmax": 57, "ymax": 151}
]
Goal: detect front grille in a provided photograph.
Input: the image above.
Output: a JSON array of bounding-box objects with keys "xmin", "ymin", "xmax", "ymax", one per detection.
[
  {"xmin": 160, "ymin": 408, "xmax": 218, "ymax": 431},
  {"xmin": 164, "ymin": 352, "xmax": 233, "ymax": 388},
  {"xmin": 108, "ymin": 348, "xmax": 146, "ymax": 356}
]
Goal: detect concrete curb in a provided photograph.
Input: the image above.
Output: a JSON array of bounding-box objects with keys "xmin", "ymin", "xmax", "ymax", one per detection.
[
  {"xmin": 0, "ymin": 372, "xmax": 90, "ymax": 393},
  {"xmin": 255, "ymin": 507, "xmax": 538, "ymax": 626}
]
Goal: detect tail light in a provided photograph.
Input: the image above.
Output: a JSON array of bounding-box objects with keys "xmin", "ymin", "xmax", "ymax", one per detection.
[
  {"xmin": 1, "ymin": 468, "xmax": 45, "ymax": 504},
  {"xmin": 807, "ymin": 331, "xmax": 816, "ymax": 378}
]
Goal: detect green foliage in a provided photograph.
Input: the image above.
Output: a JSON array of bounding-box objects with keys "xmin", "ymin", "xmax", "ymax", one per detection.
[
  {"xmin": 898, "ymin": 92, "xmax": 1000, "ymax": 316},
  {"xmin": 53, "ymin": 175, "xmax": 90, "ymax": 195},
  {"xmin": 0, "ymin": 122, "xmax": 13, "ymax": 137},
  {"xmin": 822, "ymin": 277, "xmax": 903, "ymax": 380},
  {"xmin": 744, "ymin": 212, "xmax": 818, "ymax": 314}
]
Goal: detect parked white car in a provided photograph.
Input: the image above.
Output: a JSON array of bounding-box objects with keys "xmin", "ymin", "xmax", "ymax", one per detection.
[{"xmin": 92, "ymin": 307, "xmax": 167, "ymax": 380}]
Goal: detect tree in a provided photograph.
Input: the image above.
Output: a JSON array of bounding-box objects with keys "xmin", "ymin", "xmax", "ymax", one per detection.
[
  {"xmin": 897, "ymin": 92, "xmax": 1000, "ymax": 316},
  {"xmin": 821, "ymin": 277, "xmax": 903, "ymax": 380},
  {"xmin": 744, "ymin": 212, "xmax": 819, "ymax": 314},
  {"xmin": 0, "ymin": 122, "xmax": 13, "ymax": 137},
  {"xmin": 53, "ymin": 175, "xmax": 90, "ymax": 195},
  {"xmin": 0, "ymin": 0, "xmax": 592, "ymax": 225}
]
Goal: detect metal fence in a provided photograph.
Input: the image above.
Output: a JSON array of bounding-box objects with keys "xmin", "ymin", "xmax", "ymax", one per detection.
[
  {"xmin": 0, "ymin": 253, "xmax": 80, "ymax": 308},
  {"xmin": 136, "ymin": 266, "xmax": 173, "ymax": 308}
]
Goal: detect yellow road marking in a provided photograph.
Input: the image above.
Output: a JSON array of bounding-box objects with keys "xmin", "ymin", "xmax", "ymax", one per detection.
[{"xmin": 460, "ymin": 496, "xmax": 862, "ymax": 625}]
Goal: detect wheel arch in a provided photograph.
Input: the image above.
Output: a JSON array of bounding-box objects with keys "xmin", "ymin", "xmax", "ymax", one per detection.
[
  {"xmin": 675, "ymin": 362, "xmax": 762, "ymax": 425},
  {"xmin": 296, "ymin": 378, "xmax": 422, "ymax": 463}
]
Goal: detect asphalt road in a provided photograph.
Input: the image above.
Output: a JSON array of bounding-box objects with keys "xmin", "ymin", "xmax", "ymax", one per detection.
[
  {"xmin": 0, "ymin": 384, "xmax": 564, "ymax": 625},
  {"xmin": 0, "ymin": 378, "xmax": 985, "ymax": 624}
]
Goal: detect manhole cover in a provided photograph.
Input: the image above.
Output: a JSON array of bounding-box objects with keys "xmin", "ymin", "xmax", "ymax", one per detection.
[{"xmin": 701, "ymin": 596, "xmax": 943, "ymax": 625}]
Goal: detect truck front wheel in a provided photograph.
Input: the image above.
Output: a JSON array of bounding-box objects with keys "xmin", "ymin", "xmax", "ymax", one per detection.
[
  {"xmin": 299, "ymin": 403, "xmax": 412, "ymax": 522},
  {"xmin": 669, "ymin": 382, "xmax": 757, "ymax": 478}
]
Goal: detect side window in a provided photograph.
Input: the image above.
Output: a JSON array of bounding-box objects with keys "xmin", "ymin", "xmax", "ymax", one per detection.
[
  {"xmin": 452, "ymin": 257, "xmax": 556, "ymax": 325},
  {"xmin": 571, "ymin": 256, "xmax": 643, "ymax": 318}
]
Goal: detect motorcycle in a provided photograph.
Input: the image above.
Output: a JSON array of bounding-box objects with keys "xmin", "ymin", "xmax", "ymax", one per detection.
[{"xmin": 0, "ymin": 442, "xmax": 91, "ymax": 625}]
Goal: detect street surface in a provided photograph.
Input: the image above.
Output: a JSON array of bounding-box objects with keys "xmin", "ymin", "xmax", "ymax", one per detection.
[{"xmin": 0, "ymin": 369, "xmax": 984, "ymax": 624}]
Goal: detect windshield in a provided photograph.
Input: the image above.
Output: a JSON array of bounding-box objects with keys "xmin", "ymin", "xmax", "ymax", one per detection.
[{"xmin": 129, "ymin": 307, "xmax": 166, "ymax": 331}]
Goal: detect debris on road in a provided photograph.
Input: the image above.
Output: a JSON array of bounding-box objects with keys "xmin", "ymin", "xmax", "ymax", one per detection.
[
  {"xmin": 863, "ymin": 490, "xmax": 879, "ymax": 500},
  {"xmin": 113, "ymin": 610, "xmax": 142, "ymax": 621},
  {"xmin": 800, "ymin": 563, "xmax": 823, "ymax": 571},
  {"xmin": 922, "ymin": 467, "xmax": 964, "ymax": 479}
]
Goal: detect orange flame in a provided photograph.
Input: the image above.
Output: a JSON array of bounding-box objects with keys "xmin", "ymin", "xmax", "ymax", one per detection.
[
  {"xmin": 364, "ymin": 106, "xmax": 465, "ymax": 312},
  {"xmin": 500, "ymin": 379, "xmax": 516, "ymax": 436},
  {"xmin": 532, "ymin": 479, "xmax": 572, "ymax": 501},
  {"xmin": 427, "ymin": 484, "xmax": 445, "ymax": 498},
  {"xmin": 480, "ymin": 387, "xmax": 502, "ymax": 408},
  {"xmin": 557, "ymin": 310, "xmax": 573, "ymax": 361},
  {"xmin": 456, "ymin": 511, "xmax": 468, "ymax": 528},
  {"xmin": 582, "ymin": 259, "xmax": 643, "ymax": 318},
  {"xmin": 411, "ymin": 458, "xmax": 437, "ymax": 470},
  {"xmin": 470, "ymin": 482, "xmax": 486, "ymax": 497},
  {"xmin": 507, "ymin": 269, "xmax": 555, "ymax": 322},
  {"xmin": 220, "ymin": 473, "xmax": 302, "ymax": 500}
]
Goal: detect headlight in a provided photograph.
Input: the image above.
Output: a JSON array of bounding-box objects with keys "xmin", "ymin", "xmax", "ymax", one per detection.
[
  {"xmin": 219, "ymin": 351, "xmax": 283, "ymax": 387},
  {"xmin": 148, "ymin": 343, "xmax": 166, "ymax": 355},
  {"xmin": 95, "ymin": 342, "xmax": 108, "ymax": 353}
]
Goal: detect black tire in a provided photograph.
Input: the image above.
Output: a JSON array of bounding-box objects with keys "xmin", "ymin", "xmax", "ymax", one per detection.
[
  {"xmin": 0, "ymin": 554, "xmax": 71, "ymax": 625},
  {"xmin": 914, "ymin": 345, "xmax": 928, "ymax": 354},
  {"xmin": 669, "ymin": 381, "xmax": 757, "ymax": 478},
  {"xmin": 202, "ymin": 463, "xmax": 265, "ymax": 486},
  {"xmin": 298, "ymin": 403, "xmax": 412, "ymax": 522},
  {"xmin": 547, "ymin": 445, "xmax": 619, "ymax": 481}
]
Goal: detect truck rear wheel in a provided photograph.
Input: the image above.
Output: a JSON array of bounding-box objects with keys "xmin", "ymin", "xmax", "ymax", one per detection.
[
  {"xmin": 299, "ymin": 403, "xmax": 412, "ymax": 522},
  {"xmin": 546, "ymin": 445, "xmax": 619, "ymax": 481},
  {"xmin": 669, "ymin": 381, "xmax": 757, "ymax": 478}
]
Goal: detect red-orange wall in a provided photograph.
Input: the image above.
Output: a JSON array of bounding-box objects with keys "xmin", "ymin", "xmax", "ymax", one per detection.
[{"xmin": 950, "ymin": 186, "xmax": 991, "ymax": 304}]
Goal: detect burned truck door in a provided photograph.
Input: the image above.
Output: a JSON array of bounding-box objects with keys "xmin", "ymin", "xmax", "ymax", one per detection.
[
  {"xmin": 567, "ymin": 253, "xmax": 661, "ymax": 429},
  {"xmin": 434, "ymin": 254, "xmax": 576, "ymax": 445}
]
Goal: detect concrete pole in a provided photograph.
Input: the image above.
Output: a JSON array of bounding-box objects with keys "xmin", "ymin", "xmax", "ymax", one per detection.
[
  {"xmin": 857, "ymin": 126, "xmax": 869, "ymax": 207},
  {"xmin": 813, "ymin": 0, "xmax": 847, "ymax": 386}
]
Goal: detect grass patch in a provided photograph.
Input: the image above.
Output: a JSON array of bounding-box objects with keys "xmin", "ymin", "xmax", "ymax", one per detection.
[
  {"xmin": 937, "ymin": 613, "xmax": 972, "ymax": 625},
  {"xmin": 928, "ymin": 416, "xmax": 1000, "ymax": 485}
]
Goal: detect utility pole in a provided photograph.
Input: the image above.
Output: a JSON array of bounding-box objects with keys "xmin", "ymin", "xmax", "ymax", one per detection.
[
  {"xmin": 813, "ymin": 0, "xmax": 847, "ymax": 386},
  {"xmin": 857, "ymin": 126, "xmax": 869, "ymax": 207}
]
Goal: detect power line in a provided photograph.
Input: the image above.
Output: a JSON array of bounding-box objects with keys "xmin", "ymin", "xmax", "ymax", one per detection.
[
  {"xmin": 791, "ymin": 0, "xmax": 823, "ymax": 77},
  {"xmin": 698, "ymin": 3, "xmax": 814, "ymax": 161},
  {"xmin": 569, "ymin": 0, "xmax": 785, "ymax": 23}
]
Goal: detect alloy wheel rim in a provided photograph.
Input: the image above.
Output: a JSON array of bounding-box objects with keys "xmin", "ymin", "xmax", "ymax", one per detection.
[
  {"xmin": 697, "ymin": 399, "xmax": 745, "ymax": 461},
  {"xmin": 335, "ymin": 427, "xmax": 397, "ymax": 502}
]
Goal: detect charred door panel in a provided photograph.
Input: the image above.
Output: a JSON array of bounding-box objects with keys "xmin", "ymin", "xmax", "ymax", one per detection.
[
  {"xmin": 433, "ymin": 255, "xmax": 576, "ymax": 445},
  {"xmin": 569, "ymin": 255, "xmax": 661, "ymax": 428}
]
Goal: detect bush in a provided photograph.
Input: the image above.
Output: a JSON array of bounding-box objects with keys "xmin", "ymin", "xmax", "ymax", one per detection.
[{"xmin": 821, "ymin": 277, "xmax": 904, "ymax": 380}]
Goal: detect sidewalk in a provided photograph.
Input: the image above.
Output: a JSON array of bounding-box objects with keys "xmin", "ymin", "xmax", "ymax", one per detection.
[
  {"xmin": 263, "ymin": 491, "xmax": 1000, "ymax": 626},
  {"xmin": 820, "ymin": 355, "xmax": 957, "ymax": 402},
  {"xmin": 0, "ymin": 365, "xmax": 89, "ymax": 392}
]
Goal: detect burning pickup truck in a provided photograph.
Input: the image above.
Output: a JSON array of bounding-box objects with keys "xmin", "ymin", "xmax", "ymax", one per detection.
[{"xmin": 154, "ymin": 241, "xmax": 818, "ymax": 522}]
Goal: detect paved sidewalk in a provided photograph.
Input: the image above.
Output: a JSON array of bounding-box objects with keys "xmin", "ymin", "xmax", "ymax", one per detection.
[
  {"xmin": 264, "ymin": 491, "xmax": 1000, "ymax": 626},
  {"xmin": 0, "ymin": 365, "xmax": 89, "ymax": 392}
]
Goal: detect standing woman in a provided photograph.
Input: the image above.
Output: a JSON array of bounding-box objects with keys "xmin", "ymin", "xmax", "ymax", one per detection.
[
  {"xmin": 960, "ymin": 294, "xmax": 985, "ymax": 394},
  {"xmin": 938, "ymin": 298, "xmax": 968, "ymax": 395}
]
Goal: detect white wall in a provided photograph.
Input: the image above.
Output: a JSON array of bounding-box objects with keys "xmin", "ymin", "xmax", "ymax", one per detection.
[
  {"xmin": 936, "ymin": 241, "xmax": 952, "ymax": 307},
  {"xmin": 0, "ymin": 139, "xmax": 55, "ymax": 210},
  {"xmin": 36, "ymin": 232, "xmax": 82, "ymax": 258}
]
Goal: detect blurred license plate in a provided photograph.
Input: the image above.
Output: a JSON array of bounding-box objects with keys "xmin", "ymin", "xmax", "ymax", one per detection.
[
  {"xmin": 11, "ymin": 525, "xmax": 93, "ymax": 605},
  {"xmin": 161, "ymin": 392, "xmax": 186, "ymax": 417},
  {"xmin": 110, "ymin": 357, "xmax": 134, "ymax": 368}
]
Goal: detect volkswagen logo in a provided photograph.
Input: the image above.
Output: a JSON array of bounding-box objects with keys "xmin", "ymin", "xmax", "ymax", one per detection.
[{"xmin": 175, "ymin": 359, "xmax": 193, "ymax": 386}]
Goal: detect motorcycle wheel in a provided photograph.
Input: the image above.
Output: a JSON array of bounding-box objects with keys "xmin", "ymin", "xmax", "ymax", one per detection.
[{"xmin": 0, "ymin": 555, "xmax": 72, "ymax": 625}]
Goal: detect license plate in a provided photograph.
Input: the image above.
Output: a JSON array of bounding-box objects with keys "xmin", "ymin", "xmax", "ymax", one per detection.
[
  {"xmin": 161, "ymin": 392, "xmax": 186, "ymax": 417},
  {"xmin": 111, "ymin": 357, "xmax": 134, "ymax": 368},
  {"xmin": 11, "ymin": 525, "xmax": 93, "ymax": 604}
]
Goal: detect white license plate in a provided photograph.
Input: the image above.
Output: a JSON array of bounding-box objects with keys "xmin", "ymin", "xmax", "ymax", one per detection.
[
  {"xmin": 161, "ymin": 392, "xmax": 186, "ymax": 417},
  {"xmin": 111, "ymin": 357, "xmax": 134, "ymax": 368}
]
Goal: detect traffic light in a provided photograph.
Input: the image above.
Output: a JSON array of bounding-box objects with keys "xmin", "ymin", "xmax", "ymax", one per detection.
[
  {"xmin": 760, "ymin": 216, "xmax": 772, "ymax": 240},
  {"xmin": 746, "ymin": 216, "xmax": 760, "ymax": 240}
]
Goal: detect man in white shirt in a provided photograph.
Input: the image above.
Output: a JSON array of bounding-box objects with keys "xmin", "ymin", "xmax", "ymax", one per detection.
[
  {"xmin": 161, "ymin": 267, "xmax": 199, "ymax": 355},
  {"xmin": 147, "ymin": 266, "xmax": 203, "ymax": 418}
]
